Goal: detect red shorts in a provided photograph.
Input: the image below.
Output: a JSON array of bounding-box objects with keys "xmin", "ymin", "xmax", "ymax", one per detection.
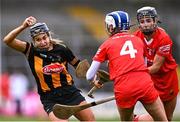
[
  {"xmin": 114, "ymin": 71, "xmax": 159, "ymax": 108},
  {"xmin": 151, "ymin": 69, "xmax": 179, "ymax": 101}
]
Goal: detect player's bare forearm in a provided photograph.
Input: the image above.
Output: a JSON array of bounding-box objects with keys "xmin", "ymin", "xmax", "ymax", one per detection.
[
  {"xmin": 4, "ymin": 16, "xmax": 36, "ymax": 44},
  {"xmin": 148, "ymin": 54, "xmax": 165, "ymax": 74},
  {"xmin": 3, "ymin": 25, "xmax": 26, "ymax": 44},
  {"xmin": 3, "ymin": 16, "xmax": 37, "ymax": 52},
  {"xmin": 3, "ymin": 25, "xmax": 28, "ymax": 52},
  {"xmin": 148, "ymin": 65, "xmax": 160, "ymax": 74}
]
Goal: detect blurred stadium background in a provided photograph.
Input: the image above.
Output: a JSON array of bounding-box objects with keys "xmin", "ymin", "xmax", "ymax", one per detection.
[{"xmin": 0, "ymin": 0, "xmax": 180, "ymax": 121}]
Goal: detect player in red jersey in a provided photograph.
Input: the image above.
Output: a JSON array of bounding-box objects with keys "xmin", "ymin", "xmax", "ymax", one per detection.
[
  {"xmin": 134, "ymin": 6, "xmax": 179, "ymax": 121},
  {"xmin": 86, "ymin": 10, "xmax": 167, "ymax": 121}
]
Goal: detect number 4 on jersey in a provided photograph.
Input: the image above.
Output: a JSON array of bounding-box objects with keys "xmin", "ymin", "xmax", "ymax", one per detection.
[{"xmin": 120, "ymin": 40, "xmax": 137, "ymax": 58}]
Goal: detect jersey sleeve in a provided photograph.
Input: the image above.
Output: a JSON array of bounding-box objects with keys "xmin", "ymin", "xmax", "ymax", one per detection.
[
  {"xmin": 22, "ymin": 42, "xmax": 30, "ymax": 54},
  {"xmin": 156, "ymin": 36, "xmax": 173, "ymax": 57},
  {"xmin": 63, "ymin": 46, "xmax": 76, "ymax": 62},
  {"xmin": 93, "ymin": 42, "xmax": 108, "ymax": 62}
]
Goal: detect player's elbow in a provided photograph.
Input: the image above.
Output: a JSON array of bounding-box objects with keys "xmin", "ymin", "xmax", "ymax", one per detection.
[
  {"xmin": 3, "ymin": 36, "xmax": 8, "ymax": 44},
  {"xmin": 3, "ymin": 36, "xmax": 11, "ymax": 44}
]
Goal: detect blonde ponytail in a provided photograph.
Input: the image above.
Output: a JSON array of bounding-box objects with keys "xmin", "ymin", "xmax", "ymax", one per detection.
[{"xmin": 51, "ymin": 38, "xmax": 66, "ymax": 48}]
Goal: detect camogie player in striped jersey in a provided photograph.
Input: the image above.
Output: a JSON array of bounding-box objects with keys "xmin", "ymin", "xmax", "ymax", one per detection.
[
  {"xmin": 134, "ymin": 6, "xmax": 179, "ymax": 121},
  {"xmin": 3, "ymin": 16, "xmax": 95, "ymax": 122}
]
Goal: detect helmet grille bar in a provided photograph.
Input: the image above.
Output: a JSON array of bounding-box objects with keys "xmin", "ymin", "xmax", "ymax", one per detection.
[
  {"xmin": 30, "ymin": 23, "xmax": 49, "ymax": 37},
  {"xmin": 137, "ymin": 6, "xmax": 157, "ymax": 21}
]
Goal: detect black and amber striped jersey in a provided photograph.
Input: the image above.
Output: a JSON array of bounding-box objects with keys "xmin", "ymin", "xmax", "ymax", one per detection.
[{"xmin": 25, "ymin": 43, "xmax": 76, "ymax": 94}]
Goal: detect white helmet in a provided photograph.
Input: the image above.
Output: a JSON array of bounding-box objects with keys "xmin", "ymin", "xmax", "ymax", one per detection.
[{"xmin": 105, "ymin": 11, "xmax": 130, "ymax": 35}]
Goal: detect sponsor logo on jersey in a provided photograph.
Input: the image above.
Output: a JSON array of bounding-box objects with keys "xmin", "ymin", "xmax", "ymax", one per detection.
[
  {"xmin": 42, "ymin": 63, "xmax": 64, "ymax": 75},
  {"xmin": 147, "ymin": 47, "xmax": 155, "ymax": 56}
]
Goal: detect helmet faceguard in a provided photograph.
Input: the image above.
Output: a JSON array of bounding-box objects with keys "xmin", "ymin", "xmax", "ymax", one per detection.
[
  {"xmin": 105, "ymin": 11, "xmax": 130, "ymax": 36},
  {"xmin": 137, "ymin": 6, "xmax": 158, "ymax": 35},
  {"xmin": 30, "ymin": 23, "xmax": 52, "ymax": 51},
  {"xmin": 30, "ymin": 23, "xmax": 50, "ymax": 38},
  {"xmin": 137, "ymin": 6, "xmax": 157, "ymax": 21}
]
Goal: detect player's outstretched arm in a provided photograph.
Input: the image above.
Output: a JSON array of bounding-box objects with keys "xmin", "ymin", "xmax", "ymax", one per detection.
[{"xmin": 3, "ymin": 16, "xmax": 36, "ymax": 52}]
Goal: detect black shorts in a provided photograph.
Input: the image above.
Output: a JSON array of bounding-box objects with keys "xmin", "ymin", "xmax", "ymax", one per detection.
[{"xmin": 40, "ymin": 85, "xmax": 85, "ymax": 114}]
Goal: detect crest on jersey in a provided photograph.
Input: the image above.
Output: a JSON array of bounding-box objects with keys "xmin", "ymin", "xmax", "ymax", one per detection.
[
  {"xmin": 42, "ymin": 63, "xmax": 64, "ymax": 75},
  {"xmin": 159, "ymin": 44, "xmax": 170, "ymax": 54}
]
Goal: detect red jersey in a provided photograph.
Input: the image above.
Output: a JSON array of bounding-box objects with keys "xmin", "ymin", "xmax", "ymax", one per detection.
[
  {"xmin": 134, "ymin": 27, "xmax": 179, "ymax": 101},
  {"xmin": 93, "ymin": 32, "xmax": 148, "ymax": 80},
  {"xmin": 134, "ymin": 27, "xmax": 177, "ymax": 72}
]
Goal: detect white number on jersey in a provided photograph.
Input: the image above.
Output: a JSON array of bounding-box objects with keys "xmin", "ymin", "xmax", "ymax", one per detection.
[{"xmin": 120, "ymin": 40, "xmax": 137, "ymax": 58}]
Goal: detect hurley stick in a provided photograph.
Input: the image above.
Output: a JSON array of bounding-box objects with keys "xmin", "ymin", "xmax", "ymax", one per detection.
[{"xmin": 53, "ymin": 95, "xmax": 115, "ymax": 119}]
